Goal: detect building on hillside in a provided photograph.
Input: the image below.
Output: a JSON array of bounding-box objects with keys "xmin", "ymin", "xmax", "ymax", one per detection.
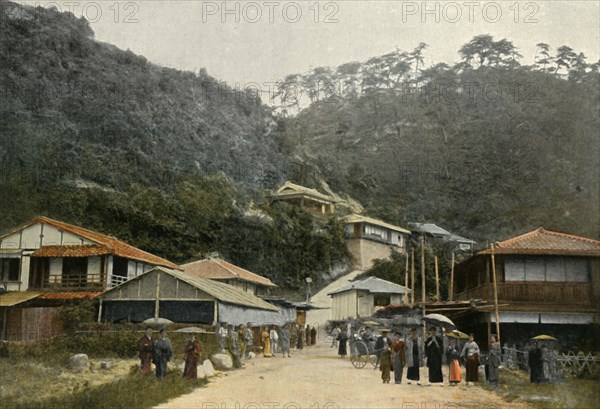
[
  {"xmin": 100, "ymin": 267, "xmax": 289, "ymax": 326},
  {"xmin": 0, "ymin": 216, "xmax": 177, "ymax": 341},
  {"xmin": 345, "ymin": 214, "xmax": 411, "ymax": 270},
  {"xmin": 409, "ymin": 222, "xmax": 477, "ymax": 252},
  {"xmin": 328, "ymin": 276, "xmax": 411, "ymax": 320},
  {"xmin": 271, "ymin": 181, "xmax": 336, "ymax": 215},
  {"xmin": 180, "ymin": 258, "xmax": 276, "ymax": 296},
  {"xmin": 452, "ymin": 227, "xmax": 600, "ymax": 347}
]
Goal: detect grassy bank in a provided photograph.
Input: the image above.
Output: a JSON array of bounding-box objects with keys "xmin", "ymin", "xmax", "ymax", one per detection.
[{"xmin": 496, "ymin": 368, "xmax": 600, "ymax": 409}]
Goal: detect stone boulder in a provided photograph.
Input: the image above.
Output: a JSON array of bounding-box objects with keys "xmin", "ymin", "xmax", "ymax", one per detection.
[
  {"xmin": 202, "ymin": 359, "xmax": 216, "ymax": 377},
  {"xmin": 210, "ymin": 353, "xmax": 232, "ymax": 370},
  {"xmin": 68, "ymin": 354, "xmax": 89, "ymax": 373},
  {"xmin": 248, "ymin": 352, "xmax": 256, "ymax": 359}
]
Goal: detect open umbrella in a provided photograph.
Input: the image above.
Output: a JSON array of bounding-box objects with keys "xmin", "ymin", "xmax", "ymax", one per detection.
[
  {"xmin": 445, "ymin": 329, "xmax": 469, "ymax": 339},
  {"xmin": 391, "ymin": 316, "xmax": 421, "ymax": 327},
  {"xmin": 175, "ymin": 326, "xmax": 206, "ymax": 334},
  {"xmin": 362, "ymin": 320, "xmax": 382, "ymax": 326},
  {"xmin": 423, "ymin": 313, "xmax": 456, "ymax": 329},
  {"xmin": 142, "ymin": 317, "xmax": 173, "ymax": 328},
  {"xmin": 531, "ymin": 335, "xmax": 558, "ymax": 341}
]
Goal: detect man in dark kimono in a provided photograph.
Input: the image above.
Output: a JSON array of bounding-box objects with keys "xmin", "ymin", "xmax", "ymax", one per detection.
[
  {"xmin": 528, "ymin": 341, "xmax": 544, "ymax": 383},
  {"xmin": 310, "ymin": 326, "xmax": 317, "ymax": 345},
  {"xmin": 138, "ymin": 327, "xmax": 154, "ymax": 375},
  {"xmin": 391, "ymin": 332, "xmax": 406, "ymax": 384},
  {"xmin": 154, "ymin": 329, "xmax": 173, "ymax": 381},
  {"xmin": 425, "ymin": 327, "xmax": 444, "ymax": 385},
  {"xmin": 336, "ymin": 330, "xmax": 348, "ymax": 357}
]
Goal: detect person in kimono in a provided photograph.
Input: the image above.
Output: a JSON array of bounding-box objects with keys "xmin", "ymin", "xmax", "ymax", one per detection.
[
  {"xmin": 374, "ymin": 329, "xmax": 392, "ymax": 369},
  {"xmin": 217, "ymin": 322, "xmax": 228, "ymax": 353},
  {"xmin": 270, "ymin": 325, "xmax": 279, "ymax": 356},
  {"xmin": 297, "ymin": 325, "xmax": 305, "ymax": 350},
  {"xmin": 310, "ymin": 326, "xmax": 317, "ymax": 345},
  {"xmin": 227, "ymin": 325, "xmax": 242, "ymax": 368},
  {"xmin": 487, "ymin": 335, "xmax": 501, "ymax": 389},
  {"xmin": 446, "ymin": 338, "xmax": 461, "ymax": 385},
  {"xmin": 379, "ymin": 340, "xmax": 393, "ymax": 383},
  {"xmin": 461, "ymin": 334, "xmax": 481, "ymax": 385},
  {"xmin": 336, "ymin": 330, "xmax": 348, "ymax": 357},
  {"xmin": 154, "ymin": 329, "xmax": 173, "ymax": 381},
  {"xmin": 425, "ymin": 327, "xmax": 444, "ymax": 385},
  {"xmin": 406, "ymin": 327, "xmax": 424, "ymax": 385},
  {"xmin": 238, "ymin": 324, "xmax": 246, "ymax": 358},
  {"xmin": 331, "ymin": 326, "xmax": 341, "ymax": 348},
  {"xmin": 528, "ymin": 341, "xmax": 544, "ymax": 383},
  {"xmin": 280, "ymin": 323, "xmax": 291, "ymax": 357},
  {"xmin": 391, "ymin": 332, "xmax": 406, "ymax": 384},
  {"xmin": 183, "ymin": 334, "xmax": 201, "ymax": 379},
  {"xmin": 261, "ymin": 326, "xmax": 272, "ymax": 357},
  {"xmin": 244, "ymin": 323, "xmax": 254, "ymax": 358},
  {"xmin": 138, "ymin": 327, "xmax": 154, "ymax": 375}
]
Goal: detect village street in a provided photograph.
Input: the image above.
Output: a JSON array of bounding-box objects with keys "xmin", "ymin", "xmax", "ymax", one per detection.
[{"xmin": 155, "ymin": 341, "xmax": 527, "ymax": 409}]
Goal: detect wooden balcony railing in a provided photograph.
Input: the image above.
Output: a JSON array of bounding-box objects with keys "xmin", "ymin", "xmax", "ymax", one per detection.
[
  {"xmin": 457, "ymin": 282, "xmax": 593, "ymax": 306},
  {"xmin": 32, "ymin": 274, "xmax": 105, "ymax": 291}
]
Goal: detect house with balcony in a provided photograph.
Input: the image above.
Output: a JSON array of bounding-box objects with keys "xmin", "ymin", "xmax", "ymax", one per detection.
[
  {"xmin": 179, "ymin": 257, "xmax": 277, "ymax": 296},
  {"xmin": 452, "ymin": 227, "xmax": 600, "ymax": 347},
  {"xmin": 345, "ymin": 214, "xmax": 411, "ymax": 270},
  {"xmin": 0, "ymin": 216, "xmax": 177, "ymax": 341}
]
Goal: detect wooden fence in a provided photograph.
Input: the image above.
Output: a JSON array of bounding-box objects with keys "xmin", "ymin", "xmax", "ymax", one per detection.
[{"xmin": 503, "ymin": 347, "xmax": 600, "ymax": 377}]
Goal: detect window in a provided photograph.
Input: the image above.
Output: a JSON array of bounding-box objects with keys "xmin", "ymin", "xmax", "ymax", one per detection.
[
  {"xmin": 374, "ymin": 294, "xmax": 391, "ymax": 306},
  {"xmin": 504, "ymin": 256, "xmax": 590, "ymax": 283},
  {"xmin": 0, "ymin": 258, "xmax": 20, "ymax": 281},
  {"xmin": 565, "ymin": 258, "xmax": 589, "ymax": 282},
  {"xmin": 113, "ymin": 256, "xmax": 128, "ymax": 277}
]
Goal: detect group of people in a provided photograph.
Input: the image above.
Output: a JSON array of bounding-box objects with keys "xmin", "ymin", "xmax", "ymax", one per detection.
[
  {"xmin": 138, "ymin": 327, "xmax": 201, "ymax": 380},
  {"xmin": 334, "ymin": 325, "xmax": 502, "ymax": 387},
  {"xmin": 527, "ymin": 341, "xmax": 558, "ymax": 384}
]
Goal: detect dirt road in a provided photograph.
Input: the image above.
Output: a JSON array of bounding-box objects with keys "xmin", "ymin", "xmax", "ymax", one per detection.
[{"xmin": 155, "ymin": 342, "xmax": 527, "ymax": 409}]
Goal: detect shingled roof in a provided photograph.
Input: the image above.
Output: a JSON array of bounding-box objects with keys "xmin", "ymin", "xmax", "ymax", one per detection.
[
  {"xmin": 479, "ymin": 227, "xmax": 600, "ymax": 256},
  {"xmin": 328, "ymin": 276, "xmax": 411, "ymax": 296},
  {"xmin": 2, "ymin": 216, "xmax": 177, "ymax": 268},
  {"xmin": 180, "ymin": 258, "xmax": 276, "ymax": 287},
  {"xmin": 346, "ymin": 214, "xmax": 411, "ymax": 234}
]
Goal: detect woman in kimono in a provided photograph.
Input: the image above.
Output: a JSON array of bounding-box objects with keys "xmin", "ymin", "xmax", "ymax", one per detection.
[
  {"xmin": 406, "ymin": 327, "xmax": 424, "ymax": 385},
  {"xmin": 391, "ymin": 332, "xmax": 406, "ymax": 384},
  {"xmin": 261, "ymin": 326, "xmax": 272, "ymax": 357},
  {"xmin": 446, "ymin": 338, "xmax": 461, "ymax": 385},
  {"xmin": 425, "ymin": 327, "xmax": 444, "ymax": 385},
  {"xmin": 379, "ymin": 342, "xmax": 393, "ymax": 383},
  {"xmin": 336, "ymin": 330, "xmax": 348, "ymax": 357},
  {"xmin": 183, "ymin": 334, "xmax": 201, "ymax": 379},
  {"xmin": 461, "ymin": 334, "xmax": 480, "ymax": 385}
]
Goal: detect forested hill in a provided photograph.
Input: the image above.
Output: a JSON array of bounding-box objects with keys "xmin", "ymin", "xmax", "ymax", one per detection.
[
  {"xmin": 277, "ymin": 37, "xmax": 600, "ymax": 241},
  {"xmin": 0, "ymin": 2, "xmax": 287, "ymax": 195}
]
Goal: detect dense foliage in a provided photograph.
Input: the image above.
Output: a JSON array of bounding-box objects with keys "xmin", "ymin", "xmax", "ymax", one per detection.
[{"xmin": 278, "ymin": 37, "xmax": 600, "ymax": 242}]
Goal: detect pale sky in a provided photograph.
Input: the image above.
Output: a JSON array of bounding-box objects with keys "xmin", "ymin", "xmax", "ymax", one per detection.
[{"xmin": 21, "ymin": 1, "xmax": 600, "ymax": 87}]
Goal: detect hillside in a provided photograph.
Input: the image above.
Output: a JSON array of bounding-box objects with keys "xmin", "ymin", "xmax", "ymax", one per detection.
[{"xmin": 278, "ymin": 38, "xmax": 600, "ymax": 242}]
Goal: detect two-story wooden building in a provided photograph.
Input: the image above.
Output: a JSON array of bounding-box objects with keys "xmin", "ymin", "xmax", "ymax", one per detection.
[
  {"xmin": 0, "ymin": 216, "xmax": 177, "ymax": 341},
  {"xmin": 345, "ymin": 214, "xmax": 411, "ymax": 270},
  {"xmin": 452, "ymin": 227, "xmax": 600, "ymax": 347}
]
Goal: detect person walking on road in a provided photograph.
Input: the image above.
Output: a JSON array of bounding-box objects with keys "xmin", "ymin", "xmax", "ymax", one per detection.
[
  {"xmin": 406, "ymin": 327, "xmax": 424, "ymax": 385},
  {"xmin": 425, "ymin": 327, "xmax": 444, "ymax": 385},
  {"xmin": 391, "ymin": 332, "xmax": 406, "ymax": 384},
  {"xmin": 461, "ymin": 334, "xmax": 481, "ymax": 386}
]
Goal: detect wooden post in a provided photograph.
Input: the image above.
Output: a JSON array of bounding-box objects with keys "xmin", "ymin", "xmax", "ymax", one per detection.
[
  {"xmin": 421, "ymin": 235, "xmax": 426, "ymax": 305},
  {"xmin": 421, "ymin": 236, "xmax": 426, "ymax": 335},
  {"xmin": 490, "ymin": 243, "xmax": 501, "ymax": 345},
  {"xmin": 449, "ymin": 252, "xmax": 455, "ymax": 301},
  {"xmin": 97, "ymin": 298, "xmax": 103, "ymax": 323},
  {"xmin": 411, "ymin": 249, "xmax": 415, "ymax": 305},
  {"xmin": 404, "ymin": 253, "xmax": 409, "ymax": 304},
  {"xmin": 154, "ymin": 270, "xmax": 161, "ymax": 320},
  {"xmin": 434, "ymin": 256, "xmax": 440, "ymax": 301}
]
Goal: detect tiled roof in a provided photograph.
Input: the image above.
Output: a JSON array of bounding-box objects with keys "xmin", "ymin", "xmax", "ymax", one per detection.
[
  {"xmin": 328, "ymin": 276, "xmax": 411, "ymax": 296},
  {"xmin": 3, "ymin": 216, "xmax": 177, "ymax": 268},
  {"xmin": 479, "ymin": 227, "xmax": 600, "ymax": 256},
  {"xmin": 346, "ymin": 214, "xmax": 411, "ymax": 234},
  {"xmin": 103, "ymin": 267, "xmax": 279, "ymax": 311},
  {"xmin": 180, "ymin": 258, "xmax": 276, "ymax": 287},
  {"xmin": 272, "ymin": 181, "xmax": 335, "ymax": 203},
  {"xmin": 31, "ymin": 245, "xmax": 112, "ymax": 258},
  {"xmin": 0, "ymin": 291, "xmax": 42, "ymax": 306},
  {"xmin": 409, "ymin": 222, "xmax": 452, "ymax": 236},
  {"xmin": 38, "ymin": 292, "xmax": 102, "ymax": 300}
]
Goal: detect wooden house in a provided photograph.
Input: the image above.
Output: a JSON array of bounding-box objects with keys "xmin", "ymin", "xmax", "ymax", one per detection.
[
  {"xmin": 180, "ymin": 258, "xmax": 276, "ymax": 296},
  {"xmin": 345, "ymin": 214, "xmax": 411, "ymax": 270},
  {"xmin": 0, "ymin": 216, "xmax": 176, "ymax": 341},
  {"xmin": 452, "ymin": 227, "xmax": 600, "ymax": 346},
  {"xmin": 328, "ymin": 276, "xmax": 411, "ymax": 320},
  {"xmin": 409, "ymin": 222, "xmax": 476, "ymax": 252},
  {"xmin": 100, "ymin": 267, "xmax": 289, "ymax": 326},
  {"xmin": 271, "ymin": 181, "xmax": 336, "ymax": 215}
]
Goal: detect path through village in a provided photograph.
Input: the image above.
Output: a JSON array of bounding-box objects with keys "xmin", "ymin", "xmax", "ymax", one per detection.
[
  {"xmin": 155, "ymin": 340, "xmax": 526, "ymax": 409},
  {"xmin": 156, "ymin": 271, "xmax": 528, "ymax": 409}
]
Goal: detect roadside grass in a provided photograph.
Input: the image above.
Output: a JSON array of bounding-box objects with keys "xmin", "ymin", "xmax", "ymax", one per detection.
[
  {"xmin": 495, "ymin": 368, "xmax": 600, "ymax": 409},
  {"xmin": 2, "ymin": 367, "xmax": 207, "ymax": 409}
]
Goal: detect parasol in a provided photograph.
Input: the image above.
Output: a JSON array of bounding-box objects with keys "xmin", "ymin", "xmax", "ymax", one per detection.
[
  {"xmin": 423, "ymin": 313, "xmax": 456, "ymax": 329},
  {"xmin": 175, "ymin": 326, "xmax": 206, "ymax": 334},
  {"xmin": 445, "ymin": 329, "xmax": 469, "ymax": 339},
  {"xmin": 391, "ymin": 316, "xmax": 421, "ymax": 327},
  {"xmin": 531, "ymin": 335, "xmax": 558, "ymax": 341},
  {"xmin": 362, "ymin": 320, "xmax": 381, "ymax": 326},
  {"xmin": 142, "ymin": 317, "xmax": 173, "ymax": 328}
]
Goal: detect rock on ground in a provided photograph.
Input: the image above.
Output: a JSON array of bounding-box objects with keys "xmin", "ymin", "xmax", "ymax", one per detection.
[
  {"xmin": 68, "ymin": 354, "xmax": 89, "ymax": 373},
  {"xmin": 202, "ymin": 359, "xmax": 216, "ymax": 377}
]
